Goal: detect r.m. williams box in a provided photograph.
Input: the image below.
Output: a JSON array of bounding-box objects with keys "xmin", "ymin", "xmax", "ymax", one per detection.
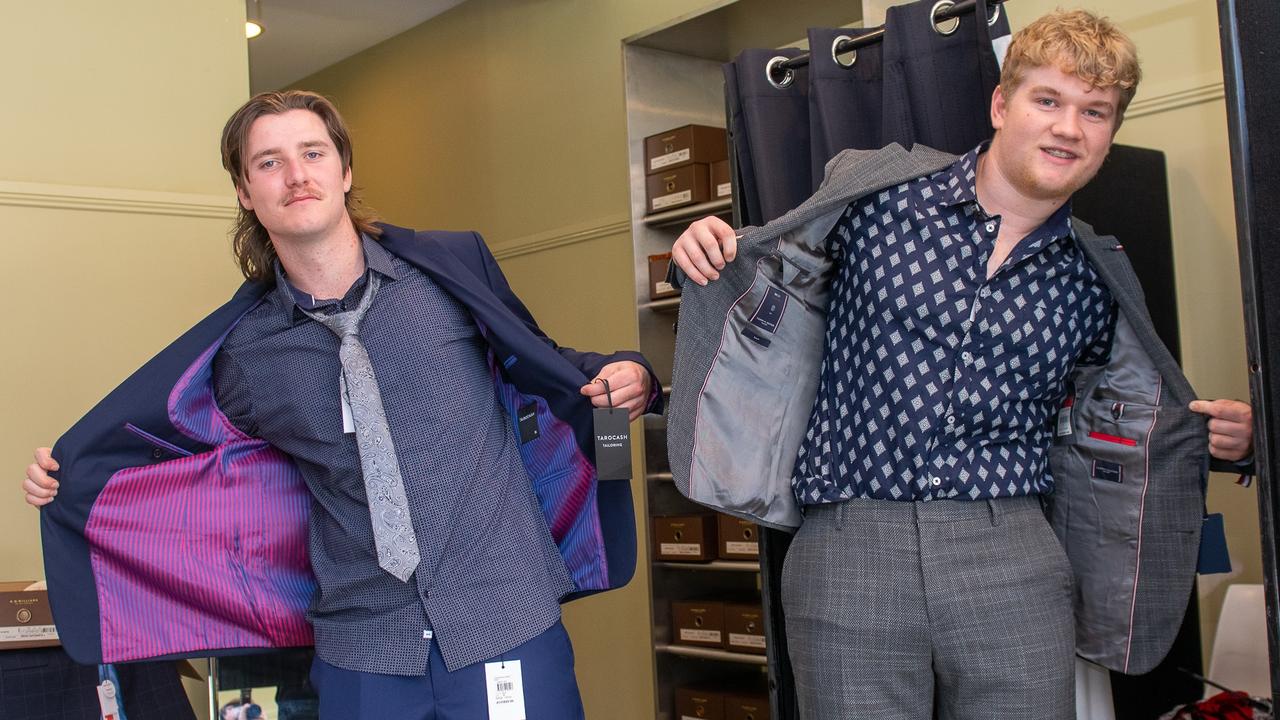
[{"xmin": 0, "ymin": 582, "xmax": 59, "ymax": 650}]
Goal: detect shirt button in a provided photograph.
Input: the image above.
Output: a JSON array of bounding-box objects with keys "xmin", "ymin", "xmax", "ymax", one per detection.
[
  {"xmin": 980, "ymin": 288, "xmax": 991, "ymax": 298},
  {"xmin": 946, "ymin": 415, "xmax": 956, "ymax": 426},
  {"xmin": 931, "ymin": 477, "xmax": 943, "ymax": 487},
  {"xmin": 961, "ymin": 352, "xmax": 973, "ymax": 364},
  {"xmin": 986, "ymin": 222, "xmax": 997, "ymax": 233},
  {"xmin": 151, "ymin": 448, "xmax": 164, "ymax": 459}
]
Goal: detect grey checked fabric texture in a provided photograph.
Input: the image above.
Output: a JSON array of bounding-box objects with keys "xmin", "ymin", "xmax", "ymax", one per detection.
[
  {"xmin": 299, "ymin": 273, "xmax": 421, "ymax": 582},
  {"xmin": 213, "ymin": 236, "xmax": 572, "ymax": 675},
  {"xmin": 792, "ymin": 145, "xmax": 1116, "ymax": 504}
]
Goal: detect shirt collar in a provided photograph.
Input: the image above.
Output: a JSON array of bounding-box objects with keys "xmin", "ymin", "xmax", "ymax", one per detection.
[
  {"xmin": 274, "ymin": 234, "xmax": 398, "ymax": 323},
  {"xmin": 933, "ymin": 141, "xmax": 1074, "ymax": 243}
]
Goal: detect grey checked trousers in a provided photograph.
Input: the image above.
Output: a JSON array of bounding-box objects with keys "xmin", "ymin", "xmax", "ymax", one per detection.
[{"xmin": 782, "ymin": 496, "xmax": 1076, "ymax": 719}]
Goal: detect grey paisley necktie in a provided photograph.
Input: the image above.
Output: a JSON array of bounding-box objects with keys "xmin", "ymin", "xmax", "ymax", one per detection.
[{"xmin": 301, "ymin": 273, "xmax": 420, "ymax": 582}]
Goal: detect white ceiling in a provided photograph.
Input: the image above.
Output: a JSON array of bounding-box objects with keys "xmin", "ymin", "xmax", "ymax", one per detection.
[{"xmin": 247, "ymin": 0, "xmax": 467, "ymax": 93}]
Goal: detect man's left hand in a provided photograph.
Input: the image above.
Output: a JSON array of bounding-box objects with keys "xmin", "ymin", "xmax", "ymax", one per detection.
[
  {"xmin": 1189, "ymin": 399, "xmax": 1254, "ymax": 462},
  {"xmin": 581, "ymin": 361, "xmax": 653, "ymax": 422}
]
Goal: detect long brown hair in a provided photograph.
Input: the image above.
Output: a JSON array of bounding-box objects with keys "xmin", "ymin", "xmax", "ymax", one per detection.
[{"xmin": 220, "ymin": 90, "xmax": 381, "ymax": 282}]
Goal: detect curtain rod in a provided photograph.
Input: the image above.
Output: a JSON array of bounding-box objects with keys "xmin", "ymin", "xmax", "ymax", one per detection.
[{"xmin": 769, "ymin": 0, "xmax": 1010, "ymax": 84}]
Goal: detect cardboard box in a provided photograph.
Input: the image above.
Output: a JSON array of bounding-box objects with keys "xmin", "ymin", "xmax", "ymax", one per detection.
[
  {"xmin": 716, "ymin": 514, "xmax": 760, "ymax": 560},
  {"xmin": 724, "ymin": 603, "xmax": 767, "ymax": 655},
  {"xmin": 644, "ymin": 125, "xmax": 728, "ymax": 174},
  {"xmin": 653, "ymin": 514, "xmax": 717, "ymax": 562},
  {"xmin": 671, "ymin": 601, "xmax": 725, "ymax": 648},
  {"xmin": 0, "ymin": 582, "xmax": 59, "ymax": 650},
  {"xmin": 724, "ymin": 694, "xmax": 771, "ymax": 720},
  {"xmin": 647, "ymin": 164, "xmax": 711, "ymax": 214},
  {"xmin": 675, "ymin": 688, "xmax": 725, "ymax": 720},
  {"xmin": 648, "ymin": 252, "xmax": 680, "ymax": 301},
  {"xmin": 711, "ymin": 159, "xmax": 732, "ymax": 200}
]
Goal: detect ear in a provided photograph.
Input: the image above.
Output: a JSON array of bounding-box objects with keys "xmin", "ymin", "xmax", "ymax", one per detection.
[
  {"xmin": 990, "ymin": 84, "xmax": 1008, "ymax": 131},
  {"xmin": 343, "ymin": 166, "xmax": 352, "ymax": 194},
  {"xmin": 236, "ymin": 183, "xmax": 254, "ymax": 212}
]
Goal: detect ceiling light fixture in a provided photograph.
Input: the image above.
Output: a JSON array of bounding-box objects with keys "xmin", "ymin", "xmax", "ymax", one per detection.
[{"xmin": 246, "ymin": 0, "xmax": 264, "ymax": 39}]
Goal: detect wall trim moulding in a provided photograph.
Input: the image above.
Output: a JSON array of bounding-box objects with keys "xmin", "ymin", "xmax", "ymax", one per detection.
[
  {"xmin": 1125, "ymin": 82, "xmax": 1225, "ymax": 120},
  {"xmin": 0, "ymin": 180, "xmax": 237, "ymax": 220},
  {"xmin": 491, "ymin": 215, "xmax": 632, "ymax": 261}
]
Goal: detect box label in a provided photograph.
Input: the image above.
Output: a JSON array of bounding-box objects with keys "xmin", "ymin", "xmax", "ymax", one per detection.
[
  {"xmin": 725, "ymin": 541, "xmax": 758, "ymax": 556},
  {"xmin": 653, "ymin": 190, "xmax": 693, "ymax": 210},
  {"xmin": 654, "ymin": 281, "xmax": 675, "ymax": 296},
  {"xmin": 0, "ymin": 624, "xmax": 58, "ymax": 643},
  {"xmin": 716, "ymin": 182, "xmax": 732, "ymax": 198},
  {"xmin": 660, "ymin": 542, "xmax": 703, "ymax": 556},
  {"xmin": 728, "ymin": 632, "xmax": 766, "ymax": 649},
  {"xmin": 679, "ymin": 628, "xmax": 722, "ymax": 643},
  {"xmin": 650, "ymin": 148, "xmax": 691, "ymax": 170}
]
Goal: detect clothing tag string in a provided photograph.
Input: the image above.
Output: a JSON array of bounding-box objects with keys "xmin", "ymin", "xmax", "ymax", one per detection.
[{"xmin": 596, "ymin": 378, "xmax": 614, "ymax": 408}]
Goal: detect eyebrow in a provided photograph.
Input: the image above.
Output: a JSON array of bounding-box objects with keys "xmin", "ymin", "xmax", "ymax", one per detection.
[
  {"xmin": 248, "ymin": 139, "xmax": 330, "ymax": 163},
  {"xmin": 1028, "ymin": 85, "xmax": 1116, "ymax": 110}
]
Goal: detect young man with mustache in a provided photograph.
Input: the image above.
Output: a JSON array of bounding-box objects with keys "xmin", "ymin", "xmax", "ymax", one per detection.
[{"xmin": 24, "ymin": 90, "xmax": 658, "ymax": 719}]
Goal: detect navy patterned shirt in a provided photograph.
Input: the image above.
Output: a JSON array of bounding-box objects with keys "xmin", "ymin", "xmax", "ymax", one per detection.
[{"xmin": 792, "ymin": 146, "xmax": 1116, "ymax": 504}]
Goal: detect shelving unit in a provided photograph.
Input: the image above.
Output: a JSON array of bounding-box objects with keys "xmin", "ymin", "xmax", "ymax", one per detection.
[{"xmin": 621, "ymin": 2, "xmax": 861, "ymax": 717}]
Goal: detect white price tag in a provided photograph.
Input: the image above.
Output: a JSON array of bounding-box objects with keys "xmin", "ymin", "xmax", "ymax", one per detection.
[
  {"xmin": 484, "ymin": 659, "xmax": 526, "ymax": 720},
  {"xmin": 97, "ymin": 679, "xmax": 120, "ymax": 719},
  {"xmin": 1056, "ymin": 404, "xmax": 1073, "ymax": 437},
  {"xmin": 650, "ymin": 148, "xmax": 691, "ymax": 170},
  {"xmin": 652, "ymin": 190, "xmax": 693, "ymax": 211},
  {"xmin": 679, "ymin": 628, "xmax": 722, "ymax": 643},
  {"xmin": 660, "ymin": 542, "xmax": 703, "ymax": 556}
]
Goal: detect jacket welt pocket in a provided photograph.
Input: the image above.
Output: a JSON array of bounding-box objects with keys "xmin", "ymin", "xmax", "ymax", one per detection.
[{"xmin": 123, "ymin": 422, "xmax": 194, "ymax": 458}]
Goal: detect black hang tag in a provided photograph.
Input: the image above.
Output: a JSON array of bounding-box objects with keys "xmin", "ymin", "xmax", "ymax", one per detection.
[
  {"xmin": 1197, "ymin": 513, "xmax": 1232, "ymax": 575},
  {"xmin": 1091, "ymin": 459, "xmax": 1123, "ymax": 483},
  {"xmin": 742, "ymin": 325, "xmax": 772, "ymax": 348},
  {"xmin": 750, "ymin": 286, "xmax": 788, "ymax": 333},
  {"xmin": 517, "ymin": 403, "xmax": 540, "ymax": 444},
  {"xmin": 593, "ymin": 407, "xmax": 632, "ymax": 480}
]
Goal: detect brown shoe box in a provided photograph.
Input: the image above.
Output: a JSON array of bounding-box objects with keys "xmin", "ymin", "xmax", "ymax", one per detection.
[
  {"xmin": 647, "ymin": 164, "xmax": 711, "ymax": 214},
  {"xmin": 724, "ymin": 603, "xmax": 767, "ymax": 655},
  {"xmin": 724, "ymin": 694, "xmax": 770, "ymax": 720},
  {"xmin": 648, "ymin": 252, "xmax": 680, "ymax": 301},
  {"xmin": 675, "ymin": 688, "xmax": 725, "ymax": 720},
  {"xmin": 653, "ymin": 514, "xmax": 717, "ymax": 562},
  {"xmin": 716, "ymin": 514, "xmax": 759, "ymax": 560},
  {"xmin": 671, "ymin": 601, "xmax": 725, "ymax": 648},
  {"xmin": 0, "ymin": 582, "xmax": 59, "ymax": 650},
  {"xmin": 644, "ymin": 124, "xmax": 727, "ymax": 174},
  {"xmin": 711, "ymin": 159, "xmax": 732, "ymax": 199}
]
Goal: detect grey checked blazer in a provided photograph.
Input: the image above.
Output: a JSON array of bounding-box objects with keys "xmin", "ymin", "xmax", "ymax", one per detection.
[{"xmin": 667, "ymin": 143, "xmax": 1209, "ymax": 675}]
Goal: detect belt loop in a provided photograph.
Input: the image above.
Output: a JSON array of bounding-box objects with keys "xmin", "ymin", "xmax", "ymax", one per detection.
[{"xmin": 988, "ymin": 499, "xmax": 1001, "ymax": 526}]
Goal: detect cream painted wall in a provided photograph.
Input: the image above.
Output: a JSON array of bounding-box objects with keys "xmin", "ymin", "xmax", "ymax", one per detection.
[{"xmin": 3, "ymin": 2, "xmax": 249, "ymax": 716}]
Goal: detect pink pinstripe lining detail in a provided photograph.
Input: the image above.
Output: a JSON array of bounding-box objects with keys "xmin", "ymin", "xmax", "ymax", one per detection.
[
  {"xmin": 688, "ymin": 257, "xmax": 771, "ymax": 500},
  {"xmin": 1123, "ymin": 376, "xmax": 1162, "ymax": 672}
]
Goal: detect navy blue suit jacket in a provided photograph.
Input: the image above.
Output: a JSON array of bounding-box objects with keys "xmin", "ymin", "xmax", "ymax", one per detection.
[{"xmin": 42, "ymin": 225, "xmax": 657, "ymax": 664}]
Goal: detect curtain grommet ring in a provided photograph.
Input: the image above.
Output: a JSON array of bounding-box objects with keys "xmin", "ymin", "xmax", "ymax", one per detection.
[
  {"xmin": 766, "ymin": 55, "xmax": 795, "ymax": 89},
  {"xmin": 832, "ymin": 35, "xmax": 857, "ymax": 68},
  {"xmin": 931, "ymin": 0, "xmax": 960, "ymax": 36}
]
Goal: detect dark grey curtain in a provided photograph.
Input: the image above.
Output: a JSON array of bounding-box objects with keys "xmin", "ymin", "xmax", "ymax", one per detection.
[{"xmin": 725, "ymin": 0, "xmax": 1010, "ymax": 225}]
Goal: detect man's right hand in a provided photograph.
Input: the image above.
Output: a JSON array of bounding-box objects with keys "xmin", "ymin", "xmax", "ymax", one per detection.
[
  {"xmin": 672, "ymin": 216, "xmax": 739, "ymax": 286},
  {"xmin": 23, "ymin": 447, "xmax": 59, "ymax": 507}
]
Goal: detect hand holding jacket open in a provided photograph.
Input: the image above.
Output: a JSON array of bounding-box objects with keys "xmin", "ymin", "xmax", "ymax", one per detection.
[{"xmin": 1189, "ymin": 398, "xmax": 1254, "ymax": 462}]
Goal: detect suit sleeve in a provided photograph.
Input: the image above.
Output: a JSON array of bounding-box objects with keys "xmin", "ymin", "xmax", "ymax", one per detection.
[{"xmin": 469, "ymin": 232, "xmax": 664, "ymax": 414}]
